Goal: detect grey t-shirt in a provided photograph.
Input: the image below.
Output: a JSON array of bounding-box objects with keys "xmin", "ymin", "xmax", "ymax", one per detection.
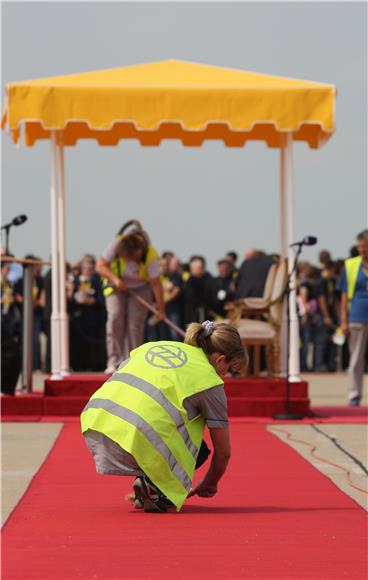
[
  {"xmin": 183, "ymin": 385, "xmax": 228, "ymax": 428},
  {"xmin": 84, "ymin": 385, "xmax": 228, "ymax": 476}
]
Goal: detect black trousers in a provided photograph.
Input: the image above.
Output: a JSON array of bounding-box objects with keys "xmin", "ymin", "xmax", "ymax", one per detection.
[{"xmin": 196, "ymin": 440, "xmax": 211, "ymax": 469}]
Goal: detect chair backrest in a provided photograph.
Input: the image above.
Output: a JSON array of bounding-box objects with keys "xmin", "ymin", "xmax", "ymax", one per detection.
[
  {"xmin": 270, "ymin": 259, "xmax": 288, "ymax": 303},
  {"xmin": 269, "ymin": 259, "xmax": 288, "ymax": 325},
  {"xmin": 263, "ymin": 262, "xmax": 277, "ymax": 300}
]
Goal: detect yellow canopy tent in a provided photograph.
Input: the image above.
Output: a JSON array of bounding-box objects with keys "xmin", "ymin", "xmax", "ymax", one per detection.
[
  {"xmin": 3, "ymin": 59, "xmax": 334, "ymax": 148},
  {"xmin": 2, "ymin": 60, "xmax": 336, "ymax": 379}
]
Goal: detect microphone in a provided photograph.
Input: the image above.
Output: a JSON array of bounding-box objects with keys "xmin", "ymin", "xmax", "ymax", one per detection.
[
  {"xmin": 290, "ymin": 236, "xmax": 318, "ymax": 247},
  {"xmin": 12, "ymin": 214, "xmax": 28, "ymax": 226},
  {"xmin": 1, "ymin": 214, "xmax": 28, "ymax": 230},
  {"xmin": 1, "ymin": 214, "xmax": 28, "ymax": 255},
  {"xmin": 12, "ymin": 214, "xmax": 27, "ymax": 226}
]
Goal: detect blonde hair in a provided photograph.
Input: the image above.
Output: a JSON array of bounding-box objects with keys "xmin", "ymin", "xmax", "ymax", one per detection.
[{"xmin": 184, "ymin": 321, "xmax": 248, "ymax": 373}]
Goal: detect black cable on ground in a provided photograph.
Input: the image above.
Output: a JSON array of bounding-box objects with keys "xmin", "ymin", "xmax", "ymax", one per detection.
[
  {"xmin": 271, "ymin": 426, "xmax": 368, "ymax": 494},
  {"xmin": 310, "ymin": 424, "xmax": 368, "ymax": 476}
]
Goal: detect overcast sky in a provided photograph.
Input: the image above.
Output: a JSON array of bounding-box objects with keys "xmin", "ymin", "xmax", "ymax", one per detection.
[{"xmin": 2, "ymin": 1, "xmax": 367, "ymax": 272}]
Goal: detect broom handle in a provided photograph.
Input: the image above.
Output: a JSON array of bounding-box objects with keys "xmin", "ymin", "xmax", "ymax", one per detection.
[{"xmin": 128, "ymin": 289, "xmax": 186, "ymax": 338}]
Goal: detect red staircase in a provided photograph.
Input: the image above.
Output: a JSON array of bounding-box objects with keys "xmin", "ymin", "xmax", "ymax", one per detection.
[{"xmin": 1, "ymin": 374, "xmax": 310, "ymax": 419}]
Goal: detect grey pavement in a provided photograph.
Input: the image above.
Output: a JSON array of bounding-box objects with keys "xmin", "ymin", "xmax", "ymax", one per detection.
[
  {"xmin": 1, "ymin": 423, "xmax": 62, "ymax": 525},
  {"xmin": 268, "ymin": 424, "xmax": 367, "ymax": 510},
  {"xmin": 305, "ymin": 371, "xmax": 368, "ymax": 407},
  {"xmin": 2, "ymin": 372, "xmax": 367, "ymax": 526},
  {"xmin": 272, "ymin": 373, "xmax": 368, "ymax": 510}
]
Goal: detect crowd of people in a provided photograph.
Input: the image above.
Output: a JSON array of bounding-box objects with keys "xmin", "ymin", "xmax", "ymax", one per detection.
[{"xmin": 1, "ymin": 223, "xmax": 368, "ymax": 405}]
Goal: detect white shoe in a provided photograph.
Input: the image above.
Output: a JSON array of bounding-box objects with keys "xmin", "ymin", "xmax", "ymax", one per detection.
[{"xmin": 104, "ymin": 365, "xmax": 116, "ymax": 375}]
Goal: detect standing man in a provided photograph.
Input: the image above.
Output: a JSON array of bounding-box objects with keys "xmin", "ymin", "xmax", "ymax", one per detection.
[
  {"xmin": 338, "ymin": 230, "xmax": 368, "ymax": 406},
  {"xmin": 69, "ymin": 256, "xmax": 105, "ymax": 371},
  {"xmin": 213, "ymin": 258, "xmax": 236, "ymax": 317},
  {"xmin": 183, "ymin": 256, "xmax": 216, "ymax": 325},
  {"xmin": 14, "ymin": 254, "xmax": 44, "ymax": 370}
]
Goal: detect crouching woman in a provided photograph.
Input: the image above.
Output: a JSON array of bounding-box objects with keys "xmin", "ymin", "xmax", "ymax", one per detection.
[{"xmin": 81, "ymin": 321, "xmax": 247, "ymax": 512}]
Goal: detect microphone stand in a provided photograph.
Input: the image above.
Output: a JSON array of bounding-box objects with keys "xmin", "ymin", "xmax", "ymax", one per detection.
[
  {"xmin": 1, "ymin": 222, "xmax": 13, "ymax": 255},
  {"xmin": 1, "ymin": 216, "xmax": 27, "ymax": 254},
  {"xmin": 273, "ymin": 244, "xmax": 304, "ymax": 420}
]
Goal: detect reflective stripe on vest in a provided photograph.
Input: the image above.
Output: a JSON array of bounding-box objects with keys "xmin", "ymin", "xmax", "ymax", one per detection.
[
  {"xmin": 83, "ymin": 398, "xmax": 192, "ymax": 490},
  {"xmin": 107, "ymin": 372, "xmax": 198, "ymax": 457},
  {"xmin": 345, "ymin": 256, "xmax": 362, "ymax": 307}
]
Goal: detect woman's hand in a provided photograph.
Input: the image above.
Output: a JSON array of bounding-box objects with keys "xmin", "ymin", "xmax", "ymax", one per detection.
[
  {"xmin": 323, "ymin": 315, "xmax": 334, "ymax": 328},
  {"xmin": 188, "ymin": 427, "xmax": 230, "ymax": 500},
  {"xmin": 188, "ymin": 481, "xmax": 217, "ymax": 498},
  {"xmin": 341, "ymin": 322, "xmax": 349, "ymax": 337},
  {"xmin": 156, "ymin": 307, "xmax": 166, "ymax": 321},
  {"xmin": 96, "ymin": 258, "xmax": 126, "ymax": 293},
  {"xmin": 112, "ymin": 276, "xmax": 126, "ymax": 293}
]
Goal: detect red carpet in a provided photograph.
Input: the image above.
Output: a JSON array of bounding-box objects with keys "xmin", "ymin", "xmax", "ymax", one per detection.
[
  {"xmin": 2, "ymin": 423, "xmax": 367, "ymax": 579},
  {"xmin": 2, "ymin": 410, "xmax": 367, "ymax": 424},
  {"xmin": 312, "ymin": 406, "xmax": 368, "ymax": 420}
]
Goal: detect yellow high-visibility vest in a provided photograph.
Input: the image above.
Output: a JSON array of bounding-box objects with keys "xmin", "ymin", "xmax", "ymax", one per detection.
[
  {"xmin": 103, "ymin": 244, "xmax": 160, "ymax": 297},
  {"xmin": 345, "ymin": 256, "xmax": 362, "ymax": 308},
  {"xmin": 81, "ymin": 341, "xmax": 223, "ymax": 511}
]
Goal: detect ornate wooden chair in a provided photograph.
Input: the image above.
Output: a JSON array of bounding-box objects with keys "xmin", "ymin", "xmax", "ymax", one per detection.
[{"xmin": 227, "ymin": 259, "xmax": 288, "ymax": 376}]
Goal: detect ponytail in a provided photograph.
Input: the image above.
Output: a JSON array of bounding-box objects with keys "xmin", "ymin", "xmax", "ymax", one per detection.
[{"xmin": 185, "ymin": 321, "xmax": 248, "ymax": 373}]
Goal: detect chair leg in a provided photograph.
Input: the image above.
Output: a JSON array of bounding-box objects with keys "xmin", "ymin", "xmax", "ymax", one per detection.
[
  {"xmin": 265, "ymin": 344, "xmax": 272, "ymax": 376},
  {"xmin": 272, "ymin": 341, "xmax": 280, "ymax": 376},
  {"xmin": 253, "ymin": 345, "xmax": 260, "ymax": 377},
  {"xmin": 240, "ymin": 341, "xmax": 249, "ymax": 377}
]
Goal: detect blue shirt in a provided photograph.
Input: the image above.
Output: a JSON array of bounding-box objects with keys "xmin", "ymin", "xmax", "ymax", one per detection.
[
  {"xmin": 337, "ymin": 265, "xmax": 368, "ymax": 322},
  {"xmin": 7, "ymin": 262, "xmax": 23, "ymax": 283}
]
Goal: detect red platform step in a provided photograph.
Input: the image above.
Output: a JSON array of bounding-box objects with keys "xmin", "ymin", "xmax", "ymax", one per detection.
[
  {"xmin": 1, "ymin": 374, "xmax": 310, "ymax": 418},
  {"xmin": 227, "ymin": 397, "xmax": 309, "ymax": 417},
  {"xmin": 225, "ymin": 377, "xmax": 308, "ymax": 398},
  {"xmin": 1, "ymin": 393, "xmax": 44, "ymax": 416},
  {"xmin": 45, "ymin": 374, "xmax": 105, "ymax": 396},
  {"xmin": 44, "ymin": 374, "xmax": 308, "ymax": 399}
]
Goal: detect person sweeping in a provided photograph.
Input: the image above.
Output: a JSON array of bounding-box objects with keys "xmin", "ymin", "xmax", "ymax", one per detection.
[{"xmin": 81, "ymin": 321, "xmax": 247, "ymax": 512}]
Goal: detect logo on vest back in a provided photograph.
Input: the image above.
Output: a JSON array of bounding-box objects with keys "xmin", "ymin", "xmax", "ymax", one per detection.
[{"xmin": 145, "ymin": 344, "xmax": 188, "ymax": 369}]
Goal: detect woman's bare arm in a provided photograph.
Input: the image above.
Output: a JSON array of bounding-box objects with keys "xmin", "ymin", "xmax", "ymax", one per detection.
[
  {"xmin": 188, "ymin": 427, "xmax": 231, "ymax": 497},
  {"xmin": 96, "ymin": 257, "xmax": 125, "ymax": 292}
]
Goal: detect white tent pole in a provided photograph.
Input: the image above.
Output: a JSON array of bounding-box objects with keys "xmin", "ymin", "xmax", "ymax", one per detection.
[
  {"xmin": 279, "ymin": 134, "xmax": 287, "ymax": 377},
  {"xmin": 57, "ymin": 137, "xmax": 70, "ymax": 376},
  {"xmin": 285, "ymin": 132, "xmax": 301, "ymax": 381},
  {"xmin": 279, "ymin": 136, "xmax": 287, "ymax": 258},
  {"xmin": 50, "ymin": 131, "xmax": 62, "ymax": 379}
]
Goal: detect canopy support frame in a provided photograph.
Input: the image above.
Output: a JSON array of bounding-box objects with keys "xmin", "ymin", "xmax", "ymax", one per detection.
[
  {"xmin": 50, "ymin": 131, "xmax": 69, "ymax": 379},
  {"xmin": 279, "ymin": 134, "xmax": 288, "ymax": 377},
  {"xmin": 285, "ymin": 132, "xmax": 301, "ymax": 381},
  {"xmin": 57, "ymin": 136, "xmax": 70, "ymax": 376},
  {"xmin": 48, "ymin": 128, "xmax": 300, "ymax": 380}
]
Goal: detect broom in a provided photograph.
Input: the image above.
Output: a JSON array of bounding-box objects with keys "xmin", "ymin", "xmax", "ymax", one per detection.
[{"xmin": 127, "ymin": 289, "xmax": 186, "ymax": 339}]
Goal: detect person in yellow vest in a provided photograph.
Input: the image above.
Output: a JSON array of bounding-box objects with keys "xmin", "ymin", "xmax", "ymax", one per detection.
[
  {"xmin": 338, "ymin": 230, "xmax": 368, "ymax": 406},
  {"xmin": 81, "ymin": 320, "xmax": 247, "ymax": 513},
  {"xmin": 96, "ymin": 220, "xmax": 165, "ymax": 374}
]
